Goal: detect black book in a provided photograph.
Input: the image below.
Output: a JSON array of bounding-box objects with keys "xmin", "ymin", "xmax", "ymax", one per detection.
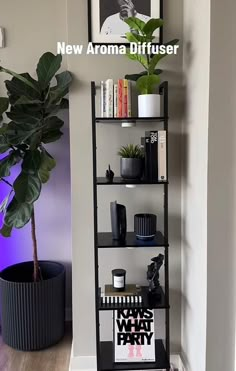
[
  {"xmin": 145, "ymin": 131, "xmax": 158, "ymax": 181},
  {"xmin": 141, "ymin": 136, "xmax": 151, "ymax": 180}
]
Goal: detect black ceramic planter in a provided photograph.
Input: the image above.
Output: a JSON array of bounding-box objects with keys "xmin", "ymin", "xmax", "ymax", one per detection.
[
  {"xmin": 120, "ymin": 158, "xmax": 143, "ymax": 180},
  {"xmin": 0, "ymin": 261, "xmax": 65, "ymax": 351}
]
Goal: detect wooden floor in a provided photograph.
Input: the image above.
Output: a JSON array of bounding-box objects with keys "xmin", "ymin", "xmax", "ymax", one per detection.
[{"xmin": 0, "ymin": 323, "xmax": 72, "ymax": 371}]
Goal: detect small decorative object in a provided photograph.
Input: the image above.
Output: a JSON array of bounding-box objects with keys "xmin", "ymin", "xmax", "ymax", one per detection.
[
  {"xmin": 88, "ymin": 0, "xmax": 163, "ymax": 45},
  {"xmin": 110, "ymin": 201, "xmax": 127, "ymax": 241},
  {"xmin": 114, "ymin": 308, "xmax": 155, "ymax": 362},
  {"xmin": 123, "ymin": 17, "xmax": 178, "ymax": 117},
  {"xmin": 118, "ymin": 144, "xmax": 144, "ymax": 180},
  {"xmin": 112, "ymin": 269, "xmax": 126, "ymax": 291},
  {"xmin": 147, "ymin": 254, "xmax": 164, "ymax": 293},
  {"xmin": 134, "ymin": 214, "xmax": 157, "ymax": 241},
  {"xmin": 106, "ymin": 164, "xmax": 114, "ymax": 182}
]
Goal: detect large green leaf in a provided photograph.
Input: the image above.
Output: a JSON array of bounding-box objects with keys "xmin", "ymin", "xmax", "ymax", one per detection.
[
  {"xmin": 126, "ymin": 49, "xmax": 148, "ymax": 70},
  {"xmin": 5, "ymin": 121, "xmax": 38, "ymax": 145},
  {"xmin": 39, "ymin": 149, "xmax": 56, "ymax": 183},
  {"xmin": 143, "ymin": 18, "xmax": 164, "ymax": 37},
  {"xmin": 125, "ymin": 32, "xmax": 152, "ymax": 43},
  {"xmin": 42, "ymin": 129, "xmax": 63, "ymax": 144},
  {"xmin": 41, "ymin": 116, "xmax": 64, "ymax": 143},
  {"xmin": 0, "ymin": 68, "xmax": 41, "ymax": 93},
  {"xmin": 125, "ymin": 69, "xmax": 162, "ymax": 82},
  {"xmin": 48, "ymin": 71, "xmax": 72, "ymax": 105},
  {"xmin": 0, "ymin": 98, "xmax": 9, "ymax": 118},
  {"xmin": 13, "ymin": 172, "xmax": 41, "ymax": 204},
  {"xmin": 0, "ymin": 152, "xmax": 19, "ymax": 178},
  {"xmin": 0, "ymin": 192, "xmax": 12, "ymax": 213},
  {"xmin": 5, "ymin": 74, "xmax": 41, "ymax": 102},
  {"xmin": 4, "ymin": 197, "xmax": 33, "ymax": 228},
  {"xmin": 36, "ymin": 52, "xmax": 62, "ymax": 90},
  {"xmin": 125, "ymin": 17, "xmax": 146, "ymax": 33},
  {"xmin": 149, "ymin": 39, "xmax": 179, "ymax": 73},
  {"xmin": 0, "ymin": 223, "xmax": 13, "ymax": 237},
  {"xmin": 22, "ymin": 150, "xmax": 41, "ymax": 174},
  {"xmin": 7, "ymin": 104, "xmax": 42, "ymax": 125},
  {"xmin": 0, "ymin": 136, "xmax": 9, "ymax": 154},
  {"xmin": 136, "ymin": 74, "xmax": 161, "ymax": 94}
]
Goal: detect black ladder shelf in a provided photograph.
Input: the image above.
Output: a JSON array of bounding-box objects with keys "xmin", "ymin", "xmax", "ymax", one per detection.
[{"xmin": 91, "ymin": 81, "xmax": 170, "ymax": 371}]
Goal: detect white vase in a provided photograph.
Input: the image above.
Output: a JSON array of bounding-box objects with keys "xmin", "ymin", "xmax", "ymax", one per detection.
[{"xmin": 138, "ymin": 94, "xmax": 161, "ymax": 118}]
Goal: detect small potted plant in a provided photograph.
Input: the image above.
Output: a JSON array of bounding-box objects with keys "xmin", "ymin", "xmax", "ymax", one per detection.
[
  {"xmin": 124, "ymin": 17, "xmax": 178, "ymax": 117},
  {"xmin": 118, "ymin": 144, "xmax": 144, "ymax": 180},
  {"xmin": 0, "ymin": 52, "xmax": 72, "ymax": 350}
]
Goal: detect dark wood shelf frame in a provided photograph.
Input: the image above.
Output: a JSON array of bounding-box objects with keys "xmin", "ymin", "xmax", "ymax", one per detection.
[
  {"xmin": 99, "ymin": 340, "xmax": 170, "ymax": 371},
  {"xmin": 91, "ymin": 81, "xmax": 170, "ymax": 370},
  {"xmin": 97, "ymin": 177, "xmax": 169, "ymax": 186},
  {"xmin": 97, "ymin": 231, "xmax": 168, "ymax": 249},
  {"xmin": 99, "ymin": 286, "xmax": 169, "ymax": 311}
]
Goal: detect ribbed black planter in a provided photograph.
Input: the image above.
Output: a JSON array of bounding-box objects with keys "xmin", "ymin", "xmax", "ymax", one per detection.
[
  {"xmin": 134, "ymin": 214, "xmax": 157, "ymax": 241},
  {"xmin": 0, "ymin": 261, "xmax": 65, "ymax": 351}
]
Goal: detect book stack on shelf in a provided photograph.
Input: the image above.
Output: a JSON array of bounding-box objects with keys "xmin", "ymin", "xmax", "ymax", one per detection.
[
  {"xmin": 141, "ymin": 131, "xmax": 167, "ymax": 182},
  {"xmin": 100, "ymin": 79, "xmax": 132, "ymax": 118},
  {"xmin": 101, "ymin": 284, "xmax": 143, "ymax": 306}
]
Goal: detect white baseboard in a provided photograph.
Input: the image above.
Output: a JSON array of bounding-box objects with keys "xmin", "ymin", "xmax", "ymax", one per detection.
[
  {"xmin": 69, "ymin": 353, "xmax": 186, "ymax": 371},
  {"xmin": 170, "ymin": 354, "xmax": 186, "ymax": 370}
]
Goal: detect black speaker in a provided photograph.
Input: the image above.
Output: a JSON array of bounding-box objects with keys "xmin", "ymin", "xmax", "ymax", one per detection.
[{"xmin": 110, "ymin": 201, "xmax": 127, "ymax": 241}]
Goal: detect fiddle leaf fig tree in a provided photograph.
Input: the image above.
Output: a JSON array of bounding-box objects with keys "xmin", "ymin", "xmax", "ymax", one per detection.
[{"xmin": 0, "ymin": 52, "xmax": 72, "ymax": 282}]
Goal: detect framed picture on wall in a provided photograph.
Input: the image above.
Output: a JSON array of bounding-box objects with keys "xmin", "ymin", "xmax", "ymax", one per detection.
[{"xmin": 88, "ymin": 0, "xmax": 163, "ymax": 45}]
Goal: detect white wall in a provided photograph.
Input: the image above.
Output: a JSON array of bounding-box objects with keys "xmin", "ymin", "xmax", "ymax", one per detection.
[
  {"xmin": 206, "ymin": 0, "xmax": 236, "ymax": 369},
  {"xmin": 0, "ymin": 0, "xmax": 72, "ymax": 313},
  {"xmin": 182, "ymin": 0, "xmax": 211, "ymax": 370},
  {"xmin": 68, "ymin": 0, "xmax": 183, "ymax": 362}
]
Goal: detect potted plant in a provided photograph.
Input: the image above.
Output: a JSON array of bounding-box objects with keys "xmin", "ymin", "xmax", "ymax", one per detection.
[
  {"xmin": 124, "ymin": 17, "xmax": 178, "ymax": 117},
  {"xmin": 118, "ymin": 144, "xmax": 144, "ymax": 180},
  {"xmin": 0, "ymin": 52, "xmax": 72, "ymax": 350}
]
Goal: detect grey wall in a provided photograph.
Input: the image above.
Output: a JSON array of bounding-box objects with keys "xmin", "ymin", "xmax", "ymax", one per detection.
[
  {"xmin": 0, "ymin": 0, "xmax": 72, "ymax": 313},
  {"xmin": 182, "ymin": 0, "xmax": 211, "ymax": 370},
  {"xmin": 68, "ymin": 0, "xmax": 183, "ymax": 359},
  {"xmin": 207, "ymin": 0, "xmax": 236, "ymax": 369}
]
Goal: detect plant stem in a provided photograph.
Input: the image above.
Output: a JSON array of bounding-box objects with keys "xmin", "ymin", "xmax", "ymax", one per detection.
[
  {"xmin": 31, "ymin": 208, "xmax": 40, "ymax": 282},
  {"xmin": 0, "ymin": 178, "xmax": 13, "ymax": 187}
]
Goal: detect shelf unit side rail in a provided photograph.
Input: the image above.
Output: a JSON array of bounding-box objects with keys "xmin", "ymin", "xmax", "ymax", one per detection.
[
  {"xmin": 91, "ymin": 81, "xmax": 101, "ymax": 371},
  {"xmin": 160, "ymin": 81, "xmax": 170, "ymax": 364}
]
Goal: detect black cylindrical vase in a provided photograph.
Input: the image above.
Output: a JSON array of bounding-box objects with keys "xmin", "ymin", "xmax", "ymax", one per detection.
[
  {"xmin": 134, "ymin": 214, "xmax": 157, "ymax": 241},
  {"xmin": 0, "ymin": 261, "xmax": 65, "ymax": 351},
  {"xmin": 120, "ymin": 158, "xmax": 143, "ymax": 180}
]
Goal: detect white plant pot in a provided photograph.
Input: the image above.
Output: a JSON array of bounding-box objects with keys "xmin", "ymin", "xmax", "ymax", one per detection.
[{"xmin": 138, "ymin": 94, "xmax": 161, "ymax": 118}]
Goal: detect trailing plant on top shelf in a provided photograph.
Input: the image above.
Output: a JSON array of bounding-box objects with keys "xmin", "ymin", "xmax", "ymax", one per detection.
[{"xmin": 0, "ymin": 52, "xmax": 72, "ymax": 282}]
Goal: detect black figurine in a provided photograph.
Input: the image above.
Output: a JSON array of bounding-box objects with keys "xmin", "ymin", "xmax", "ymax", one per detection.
[
  {"xmin": 106, "ymin": 164, "xmax": 114, "ymax": 183},
  {"xmin": 147, "ymin": 254, "xmax": 164, "ymax": 293}
]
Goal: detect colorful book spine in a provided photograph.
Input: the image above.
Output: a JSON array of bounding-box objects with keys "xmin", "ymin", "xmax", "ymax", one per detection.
[
  {"xmin": 128, "ymin": 81, "xmax": 132, "ymax": 117},
  {"xmin": 118, "ymin": 79, "xmax": 123, "ymax": 117},
  {"xmin": 114, "ymin": 84, "xmax": 118, "ymax": 118},
  {"xmin": 158, "ymin": 130, "xmax": 167, "ymax": 181},
  {"xmin": 100, "ymin": 81, "xmax": 105, "ymax": 117},
  {"xmin": 105, "ymin": 79, "xmax": 114, "ymax": 117},
  {"xmin": 123, "ymin": 79, "xmax": 128, "ymax": 117}
]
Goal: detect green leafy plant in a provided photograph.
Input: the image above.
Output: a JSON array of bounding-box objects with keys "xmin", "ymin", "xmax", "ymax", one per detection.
[
  {"xmin": 118, "ymin": 144, "xmax": 144, "ymax": 159},
  {"xmin": 0, "ymin": 52, "xmax": 72, "ymax": 282},
  {"xmin": 124, "ymin": 17, "xmax": 179, "ymax": 94}
]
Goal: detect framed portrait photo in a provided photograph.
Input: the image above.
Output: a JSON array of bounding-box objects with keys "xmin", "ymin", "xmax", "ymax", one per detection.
[{"xmin": 88, "ymin": 0, "xmax": 163, "ymax": 45}]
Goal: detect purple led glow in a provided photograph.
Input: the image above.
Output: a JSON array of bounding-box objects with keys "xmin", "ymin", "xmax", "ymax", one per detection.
[{"xmin": 0, "ymin": 156, "xmax": 26, "ymax": 271}]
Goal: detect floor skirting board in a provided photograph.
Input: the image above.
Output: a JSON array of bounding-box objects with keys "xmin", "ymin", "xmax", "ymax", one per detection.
[{"xmin": 69, "ymin": 351, "xmax": 186, "ymax": 371}]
